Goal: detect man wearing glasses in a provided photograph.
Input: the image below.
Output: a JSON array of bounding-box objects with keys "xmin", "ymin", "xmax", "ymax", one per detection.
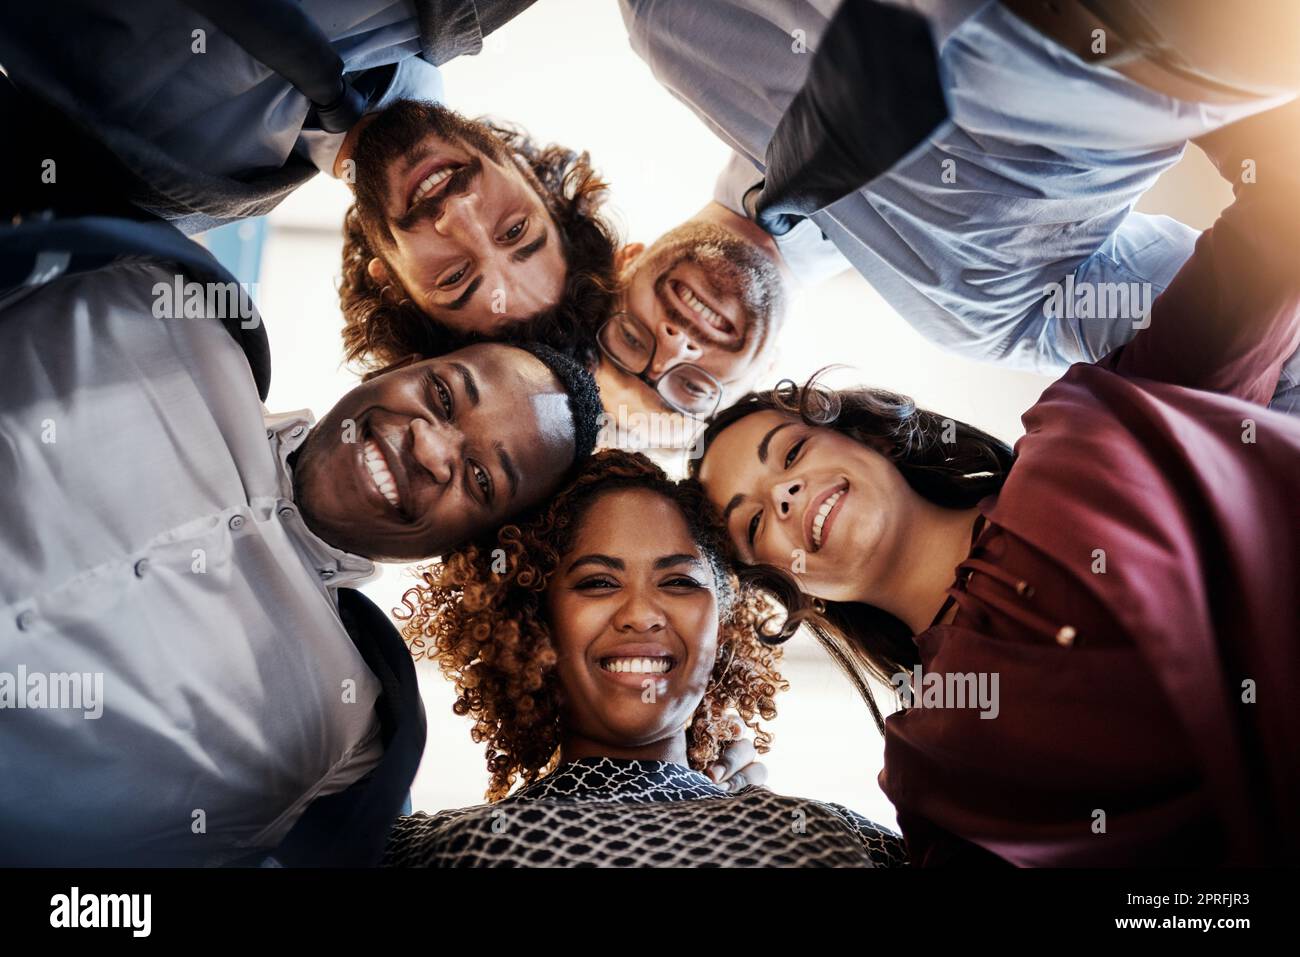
[{"xmin": 593, "ymin": 198, "xmax": 791, "ymax": 453}]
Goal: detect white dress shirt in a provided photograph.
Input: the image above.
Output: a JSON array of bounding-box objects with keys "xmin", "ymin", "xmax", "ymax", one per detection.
[{"xmin": 0, "ymin": 261, "xmax": 384, "ymax": 865}]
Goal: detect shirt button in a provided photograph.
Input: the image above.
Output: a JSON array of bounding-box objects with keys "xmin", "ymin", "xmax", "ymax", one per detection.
[
  {"xmin": 228, "ymin": 515, "xmax": 245, "ymax": 531},
  {"xmin": 1015, "ymin": 580, "xmax": 1035, "ymax": 598},
  {"xmin": 134, "ymin": 558, "xmax": 150, "ymax": 578},
  {"xmin": 278, "ymin": 506, "xmax": 295, "ymax": 519},
  {"xmin": 16, "ymin": 610, "xmax": 36, "ymax": 631},
  {"xmin": 290, "ymin": 425, "xmax": 305, "ymax": 439},
  {"xmin": 1055, "ymin": 625, "xmax": 1077, "ymax": 647},
  {"xmin": 319, "ymin": 568, "xmax": 336, "ymax": 580}
]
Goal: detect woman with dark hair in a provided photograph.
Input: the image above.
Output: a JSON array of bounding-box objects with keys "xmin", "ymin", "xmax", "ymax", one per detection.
[
  {"xmin": 382, "ymin": 449, "xmax": 905, "ymax": 867},
  {"xmin": 689, "ymin": 111, "xmax": 1300, "ymax": 866}
]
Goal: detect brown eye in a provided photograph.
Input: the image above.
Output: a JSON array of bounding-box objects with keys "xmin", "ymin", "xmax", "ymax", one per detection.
[
  {"xmin": 440, "ymin": 265, "xmax": 469, "ymax": 288},
  {"xmin": 470, "ymin": 461, "xmax": 491, "ymax": 498},
  {"xmin": 574, "ymin": 576, "xmax": 619, "ymax": 591},
  {"xmin": 425, "ymin": 371, "xmax": 453, "ymax": 418},
  {"xmin": 502, "ymin": 219, "xmax": 527, "ymax": 242},
  {"xmin": 662, "ymin": 576, "xmax": 704, "ymax": 589},
  {"xmin": 621, "ymin": 325, "xmax": 648, "ymax": 351}
]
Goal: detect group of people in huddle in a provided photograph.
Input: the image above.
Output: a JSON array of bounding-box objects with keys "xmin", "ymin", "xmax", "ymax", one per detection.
[{"xmin": 1, "ymin": 0, "xmax": 1297, "ymax": 867}]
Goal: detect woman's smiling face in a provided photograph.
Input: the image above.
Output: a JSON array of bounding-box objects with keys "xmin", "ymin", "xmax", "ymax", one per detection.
[
  {"xmin": 546, "ymin": 488, "xmax": 720, "ymax": 751},
  {"xmin": 697, "ymin": 410, "xmax": 913, "ymax": 603}
]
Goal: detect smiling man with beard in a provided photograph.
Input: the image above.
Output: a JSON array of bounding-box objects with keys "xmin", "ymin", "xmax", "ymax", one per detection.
[
  {"xmin": 337, "ymin": 99, "xmax": 619, "ymax": 365},
  {"xmin": 594, "ymin": 200, "xmax": 789, "ymax": 455}
]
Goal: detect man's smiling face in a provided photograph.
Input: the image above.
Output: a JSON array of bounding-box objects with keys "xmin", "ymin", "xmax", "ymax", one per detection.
[
  {"xmin": 294, "ymin": 344, "xmax": 576, "ymax": 562},
  {"xmin": 601, "ymin": 214, "xmax": 787, "ymax": 431},
  {"xmin": 352, "ymin": 101, "xmax": 567, "ymax": 336}
]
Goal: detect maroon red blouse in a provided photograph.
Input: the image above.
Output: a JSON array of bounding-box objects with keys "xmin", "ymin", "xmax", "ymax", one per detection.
[{"xmin": 879, "ymin": 113, "xmax": 1300, "ymax": 866}]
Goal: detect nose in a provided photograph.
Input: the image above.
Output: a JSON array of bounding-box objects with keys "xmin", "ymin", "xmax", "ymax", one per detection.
[
  {"xmin": 769, "ymin": 477, "xmax": 805, "ymax": 520},
  {"xmin": 646, "ymin": 318, "xmax": 702, "ymax": 378},
  {"xmin": 409, "ymin": 417, "xmax": 461, "ymax": 485},
  {"xmin": 433, "ymin": 190, "xmax": 486, "ymax": 243},
  {"xmin": 611, "ymin": 585, "xmax": 666, "ymax": 634}
]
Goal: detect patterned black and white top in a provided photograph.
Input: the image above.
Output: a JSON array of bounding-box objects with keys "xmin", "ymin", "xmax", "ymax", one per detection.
[{"xmin": 383, "ymin": 757, "xmax": 907, "ymax": 868}]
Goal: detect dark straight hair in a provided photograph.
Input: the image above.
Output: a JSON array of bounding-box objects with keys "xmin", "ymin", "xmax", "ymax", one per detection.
[{"xmin": 688, "ymin": 372, "xmax": 1016, "ymax": 732}]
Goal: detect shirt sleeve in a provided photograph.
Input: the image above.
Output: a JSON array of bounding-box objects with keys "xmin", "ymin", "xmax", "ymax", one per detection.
[
  {"xmin": 296, "ymin": 57, "xmax": 446, "ymax": 177},
  {"xmin": 1045, "ymin": 212, "xmax": 1200, "ymax": 366},
  {"xmin": 1095, "ymin": 101, "xmax": 1300, "ymax": 405},
  {"xmin": 713, "ymin": 151, "xmax": 854, "ymax": 288}
]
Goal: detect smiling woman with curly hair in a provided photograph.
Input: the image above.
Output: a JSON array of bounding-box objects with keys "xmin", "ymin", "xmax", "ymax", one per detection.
[{"xmin": 383, "ymin": 449, "xmax": 906, "ymax": 868}]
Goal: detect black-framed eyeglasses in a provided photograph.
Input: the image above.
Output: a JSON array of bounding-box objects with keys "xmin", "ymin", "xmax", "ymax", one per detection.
[{"xmin": 597, "ymin": 313, "xmax": 723, "ymax": 418}]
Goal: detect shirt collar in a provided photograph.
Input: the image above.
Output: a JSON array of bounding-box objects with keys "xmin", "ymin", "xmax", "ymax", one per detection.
[{"xmin": 263, "ymin": 409, "xmax": 378, "ymax": 590}]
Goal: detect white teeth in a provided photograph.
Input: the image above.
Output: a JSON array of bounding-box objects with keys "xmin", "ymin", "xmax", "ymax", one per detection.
[
  {"xmin": 410, "ymin": 166, "xmax": 455, "ymax": 207},
  {"xmin": 363, "ymin": 439, "xmax": 401, "ymax": 509},
  {"xmin": 601, "ymin": 657, "xmax": 672, "ymax": 675},
  {"xmin": 677, "ymin": 283, "xmax": 728, "ymax": 333},
  {"xmin": 811, "ymin": 489, "xmax": 845, "ymax": 549}
]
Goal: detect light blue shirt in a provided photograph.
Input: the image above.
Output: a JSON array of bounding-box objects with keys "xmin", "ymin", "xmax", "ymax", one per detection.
[
  {"xmin": 0, "ymin": 0, "xmax": 443, "ymax": 181},
  {"xmin": 622, "ymin": 0, "xmax": 1300, "ymax": 406}
]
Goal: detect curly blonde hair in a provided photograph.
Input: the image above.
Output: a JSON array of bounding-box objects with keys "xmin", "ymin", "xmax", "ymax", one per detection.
[{"xmin": 397, "ymin": 450, "xmax": 786, "ymax": 801}]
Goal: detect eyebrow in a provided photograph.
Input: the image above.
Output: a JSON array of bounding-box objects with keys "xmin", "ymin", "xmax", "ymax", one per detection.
[
  {"xmin": 568, "ymin": 553, "xmax": 623, "ymax": 573},
  {"xmin": 654, "ymin": 554, "xmax": 704, "ymax": 570},
  {"xmin": 566, "ymin": 553, "xmax": 704, "ymax": 573},
  {"xmin": 444, "ymin": 276, "xmax": 484, "ymax": 312},
  {"xmin": 451, "ymin": 362, "xmax": 479, "ymax": 406},
  {"xmin": 720, "ymin": 424, "xmax": 791, "ymax": 535},
  {"xmin": 757, "ymin": 423, "xmax": 792, "ymax": 464},
  {"xmin": 495, "ymin": 442, "xmax": 520, "ymax": 499},
  {"xmin": 511, "ymin": 230, "xmax": 548, "ymax": 264}
]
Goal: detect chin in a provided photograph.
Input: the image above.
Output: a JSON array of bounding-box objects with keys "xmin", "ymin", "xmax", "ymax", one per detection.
[
  {"xmin": 598, "ymin": 708, "xmax": 681, "ymax": 746},
  {"xmin": 321, "ymin": 526, "xmax": 371, "ymax": 560},
  {"xmin": 360, "ymin": 539, "xmax": 424, "ymax": 564},
  {"xmin": 811, "ymin": 552, "xmax": 873, "ymax": 603},
  {"xmin": 302, "ymin": 506, "xmax": 389, "ymax": 562}
]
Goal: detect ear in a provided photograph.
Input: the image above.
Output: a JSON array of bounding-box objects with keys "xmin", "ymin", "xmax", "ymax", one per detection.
[
  {"xmin": 366, "ymin": 257, "xmax": 390, "ymax": 285},
  {"xmin": 614, "ymin": 242, "xmax": 645, "ymax": 276},
  {"xmin": 361, "ymin": 353, "xmax": 422, "ymax": 382}
]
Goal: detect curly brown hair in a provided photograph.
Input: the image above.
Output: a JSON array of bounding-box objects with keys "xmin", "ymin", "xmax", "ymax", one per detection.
[
  {"xmin": 396, "ymin": 449, "xmax": 786, "ymax": 802},
  {"xmin": 339, "ymin": 115, "xmax": 619, "ymax": 372}
]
